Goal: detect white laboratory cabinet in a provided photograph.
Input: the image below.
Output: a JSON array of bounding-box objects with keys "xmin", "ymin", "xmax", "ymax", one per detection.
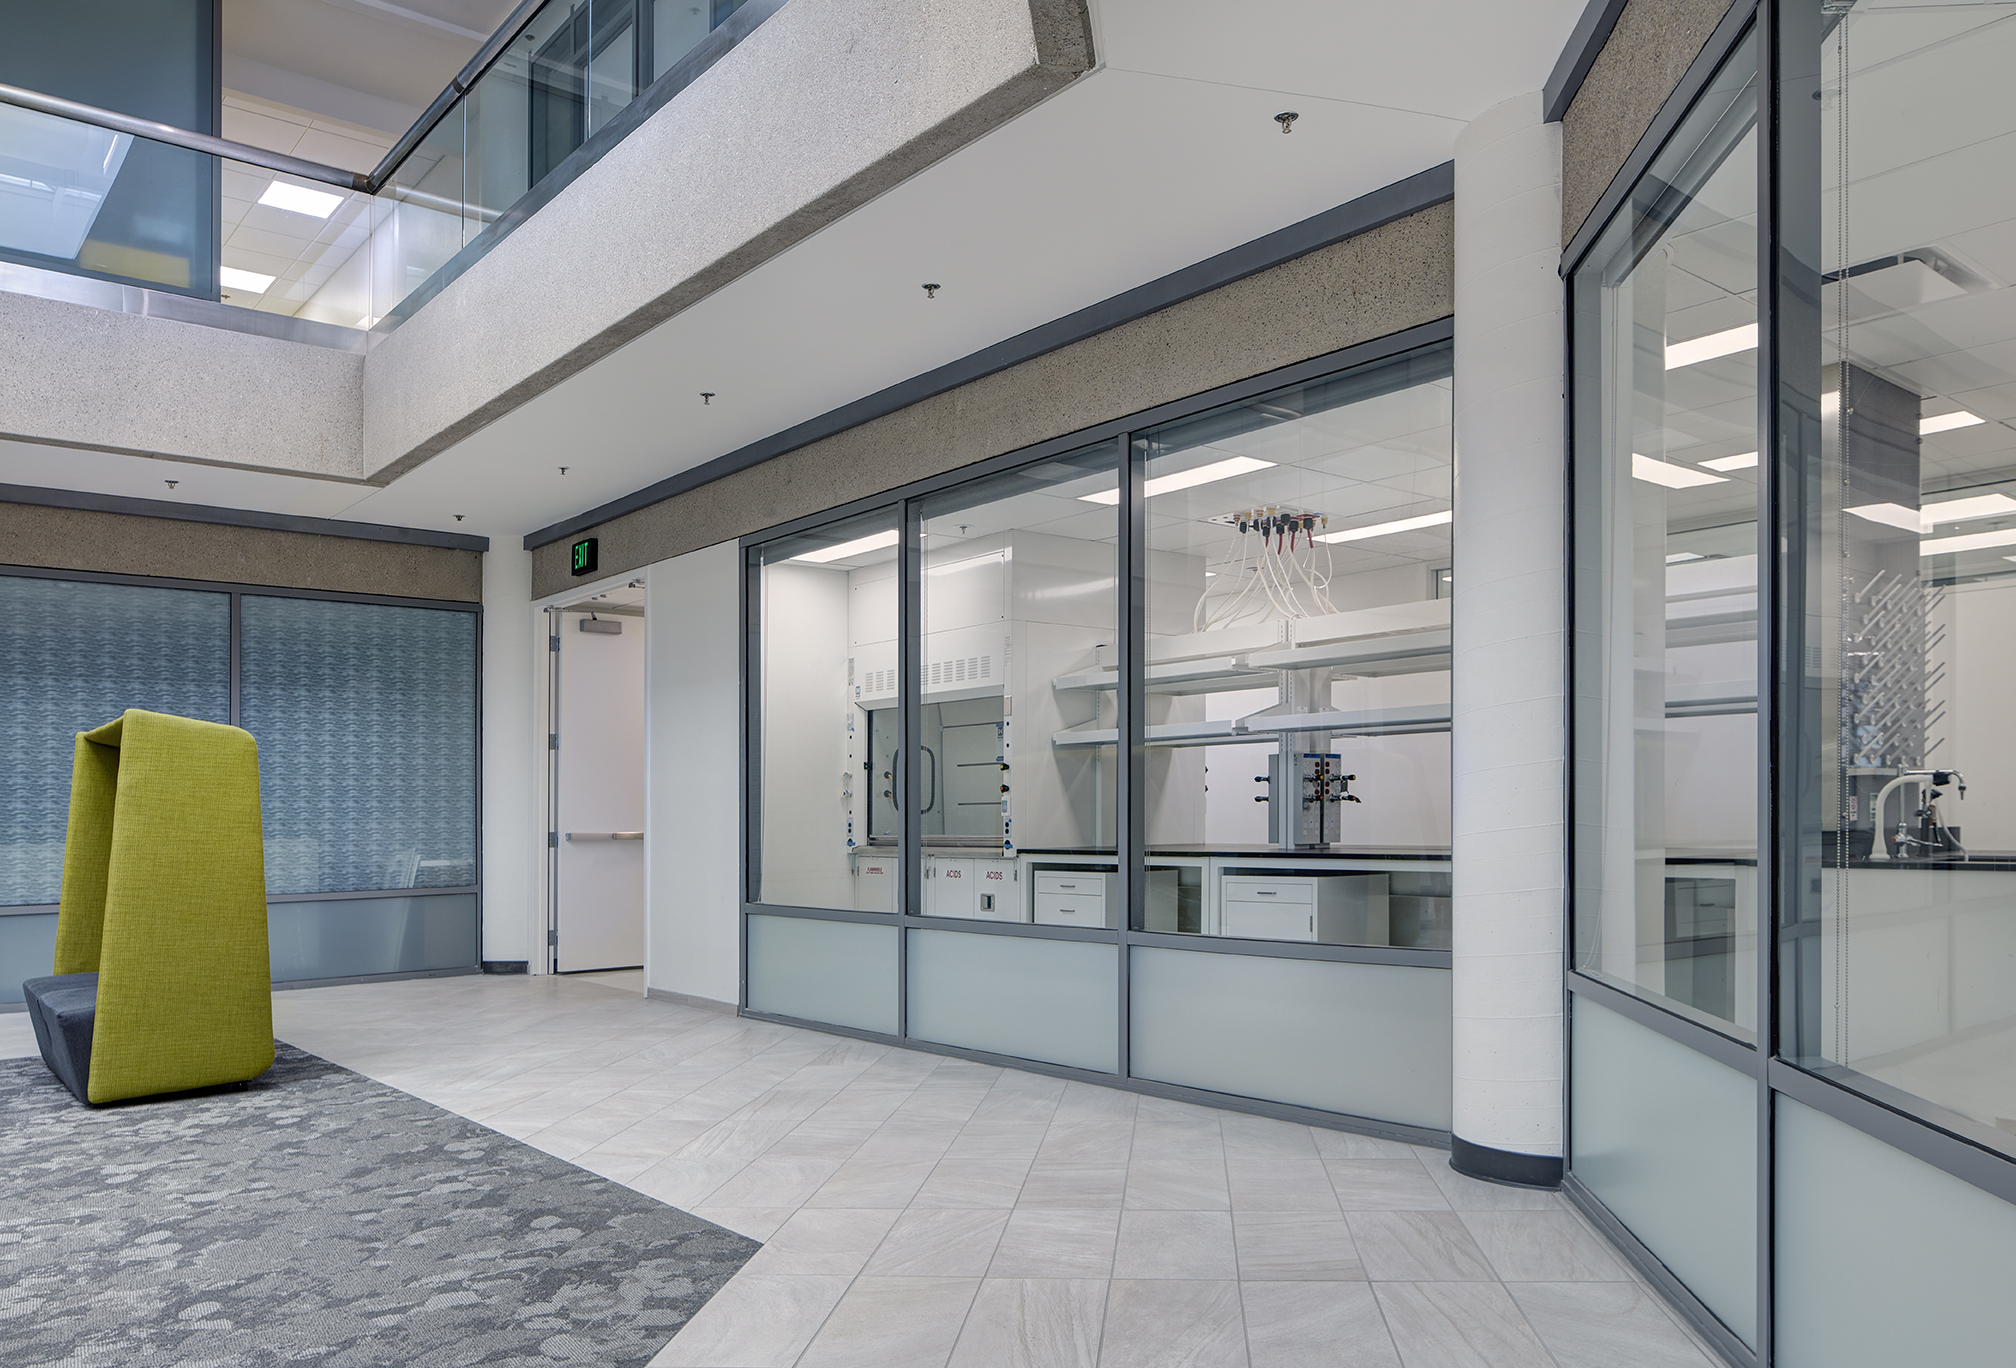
[
  {"xmin": 1219, "ymin": 871, "xmax": 1390, "ymax": 944},
  {"xmin": 923, "ymin": 854, "xmax": 1022, "ymax": 920}
]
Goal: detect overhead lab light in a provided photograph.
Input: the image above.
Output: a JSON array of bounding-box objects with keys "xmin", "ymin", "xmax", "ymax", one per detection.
[
  {"xmin": 1849, "ymin": 493, "xmax": 2016, "ymax": 534},
  {"xmin": 1316, "ymin": 509, "xmax": 1453, "ymax": 544},
  {"xmin": 1921, "ymin": 411, "xmax": 1985, "ymax": 435},
  {"xmin": 1665, "ymin": 322, "xmax": 1759, "ymax": 369},
  {"xmin": 1700, "ymin": 451, "xmax": 1759, "ymax": 471},
  {"xmin": 1633, "ymin": 453, "xmax": 1728, "ymax": 488},
  {"xmin": 258, "ymin": 181, "xmax": 344, "ymax": 218},
  {"xmin": 791, "ymin": 529, "xmax": 898, "ymax": 563},
  {"xmin": 1922, "ymin": 528, "xmax": 2016, "ymax": 556},
  {"xmin": 1078, "ymin": 456, "xmax": 1275, "ymax": 505},
  {"xmin": 1666, "ymin": 551, "xmax": 1704, "ymax": 563},
  {"xmin": 219, "ymin": 266, "xmax": 276, "ymax": 293}
]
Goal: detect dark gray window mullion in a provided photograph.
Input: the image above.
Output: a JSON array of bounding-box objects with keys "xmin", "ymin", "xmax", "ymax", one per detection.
[
  {"xmin": 739, "ymin": 547, "xmax": 759, "ymax": 1005},
  {"xmin": 898, "ymin": 497, "xmax": 924, "ymax": 1039},
  {"xmin": 228, "ymin": 590, "xmax": 241, "ymax": 727},
  {"xmin": 1117, "ymin": 431, "xmax": 1144, "ymax": 1078}
]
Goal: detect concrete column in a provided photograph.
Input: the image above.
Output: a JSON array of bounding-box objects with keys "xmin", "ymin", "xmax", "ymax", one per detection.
[
  {"xmin": 1450, "ymin": 91, "xmax": 1567, "ymax": 1186},
  {"xmin": 480, "ymin": 544, "xmax": 538, "ymax": 971}
]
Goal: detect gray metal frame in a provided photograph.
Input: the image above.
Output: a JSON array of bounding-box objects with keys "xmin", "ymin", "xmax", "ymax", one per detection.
[
  {"xmin": 1561, "ymin": 2, "xmax": 2016, "ymax": 1364},
  {"xmin": 736, "ymin": 324, "xmax": 1458, "ymax": 1145},
  {"xmin": 0, "ymin": 561, "xmax": 485, "ymax": 987}
]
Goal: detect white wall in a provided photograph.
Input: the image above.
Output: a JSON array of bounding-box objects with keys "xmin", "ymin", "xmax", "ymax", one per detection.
[
  {"xmin": 481, "ymin": 545, "xmax": 537, "ymax": 965},
  {"xmin": 646, "ymin": 539, "xmax": 744, "ymax": 1007}
]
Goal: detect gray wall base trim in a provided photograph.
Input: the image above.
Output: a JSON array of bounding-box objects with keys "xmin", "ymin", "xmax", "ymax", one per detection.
[
  {"xmin": 270, "ymin": 966, "xmax": 482, "ymax": 992},
  {"xmin": 0, "ymin": 1002, "xmax": 22, "ymax": 1014},
  {"xmin": 0, "ymin": 482, "xmax": 489, "ymax": 551},
  {"xmin": 480, "ymin": 960, "xmax": 528, "ymax": 974},
  {"xmin": 1562, "ymin": 1175, "xmax": 1753, "ymax": 1368},
  {"xmin": 740, "ymin": 1008, "xmax": 1452, "ymax": 1149},
  {"xmin": 1449, "ymin": 1136, "xmax": 1563, "ymax": 1189},
  {"xmin": 647, "ymin": 987, "xmax": 738, "ymax": 1015},
  {"xmin": 524, "ymin": 162, "xmax": 1455, "ymax": 551}
]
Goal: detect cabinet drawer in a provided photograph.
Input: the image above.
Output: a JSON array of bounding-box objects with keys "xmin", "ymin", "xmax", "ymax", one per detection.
[
  {"xmin": 1036, "ymin": 873, "xmax": 1107, "ymax": 896},
  {"xmin": 1034, "ymin": 892, "xmax": 1110, "ymax": 928},
  {"xmin": 1221, "ymin": 899, "xmax": 1316, "ymax": 942},
  {"xmin": 1221, "ymin": 877, "xmax": 1314, "ymax": 904}
]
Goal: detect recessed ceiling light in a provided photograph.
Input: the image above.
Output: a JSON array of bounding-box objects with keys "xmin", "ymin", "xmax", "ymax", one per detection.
[
  {"xmin": 219, "ymin": 266, "xmax": 276, "ymax": 293},
  {"xmin": 1316, "ymin": 509, "xmax": 1453, "ymax": 544},
  {"xmin": 1078, "ymin": 456, "xmax": 1275, "ymax": 505},
  {"xmin": 1700, "ymin": 451, "xmax": 1759, "ymax": 471},
  {"xmin": 791, "ymin": 529, "xmax": 899, "ymax": 563},
  {"xmin": 1633, "ymin": 454, "xmax": 1728, "ymax": 488},
  {"xmin": 1923, "ymin": 528, "xmax": 2016, "ymax": 556},
  {"xmin": 1666, "ymin": 551, "xmax": 1704, "ymax": 563},
  {"xmin": 1921, "ymin": 411, "xmax": 1985, "ymax": 435},
  {"xmin": 1849, "ymin": 493, "xmax": 2016, "ymax": 534},
  {"xmin": 1665, "ymin": 322, "xmax": 1759, "ymax": 369},
  {"xmin": 258, "ymin": 181, "xmax": 344, "ymax": 218}
]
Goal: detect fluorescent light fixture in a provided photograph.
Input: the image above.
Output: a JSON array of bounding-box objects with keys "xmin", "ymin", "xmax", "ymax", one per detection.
[
  {"xmin": 1920, "ymin": 411, "xmax": 1985, "ymax": 435},
  {"xmin": 1078, "ymin": 456, "xmax": 1274, "ymax": 505},
  {"xmin": 791, "ymin": 529, "xmax": 898, "ymax": 563},
  {"xmin": 1316, "ymin": 509, "xmax": 1453, "ymax": 544},
  {"xmin": 1665, "ymin": 322, "xmax": 1759, "ymax": 369},
  {"xmin": 1700, "ymin": 451, "xmax": 1759, "ymax": 471},
  {"xmin": 258, "ymin": 181, "xmax": 344, "ymax": 218},
  {"xmin": 1923, "ymin": 528, "xmax": 2016, "ymax": 556},
  {"xmin": 1849, "ymin": 493, "xmax": 2016, "ymax": 534},
  {"xmin": 1666, "ymin": 552, "xmax": 1704, "ymax": 563},
  {"xmin": 1633, "ymin": 453, "xmax": 1728, "ymax": 489},
  {"xmin": 219, "ymin": 266, "xmax": 275, "ymax": 293}
]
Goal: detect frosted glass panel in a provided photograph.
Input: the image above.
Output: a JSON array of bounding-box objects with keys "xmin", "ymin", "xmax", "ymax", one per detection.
[
  {"xmin": 1570, "ymin": 995, "xmax": 1755, "ymax": 1343},
  {"xmin": 268, "ymin": 895, "xmax": 477, "ymax": 982},
  {"xmin": 0, "ymin": 576, "xmax": 230, "ymax": 906},
  {"xmin": 241, "ymin": 597, "xmax": 478, "ymax": 896},
  {"xmin": 1130, "ymin": 947, "xmax": 1451, "ymax": 1128},
  {"xmin": 0, "ymin": 912, "xmax": 59, "ymax": 1004},
  {"xmin": 747, "ymin": 914, "xmax": 898, "ymax": 1034},
  {"xmin": 907, "ymin": 929, "xmax": 1117, "ymax": 1072}
]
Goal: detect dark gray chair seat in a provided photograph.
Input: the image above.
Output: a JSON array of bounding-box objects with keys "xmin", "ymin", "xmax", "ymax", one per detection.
[{"xmin": 22, "ymin": 973, "xmax": 99, "ymax": 1103}]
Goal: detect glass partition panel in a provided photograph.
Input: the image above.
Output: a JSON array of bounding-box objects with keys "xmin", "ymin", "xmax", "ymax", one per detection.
[
  {"xmin": 1775, "ymin": 1095, "xmax": 2016, "ymax": 1367},
  {"xmin": 1130, "ymin": 946, "xmax": 1451, "ymax": 1128},
  {"xmin": 755, "ymin": 509, "xmax": 901, "ymax": 911},
  {"xmin": 1136, "ymin": 347, "xmax": 1455, "ymax": 948},
  {"xmin": 0, "ymin": 912, "xmax": 61, "ymax": 1005},
  {"xmin": 268, "ymin": 894, "xmax": 477, "ymax": 982},
  {"xmin": 0, "ymin": 575, "xmax": 231, "ymax": 907},
  {"xmin": 918, "ymin": 444, "xmax": 1117, "ymax": 920},
  {"xmin": 221, "ymin": 159, "xmax": 374, "ymax": 324},
  {"xmin": 907, "ymin": 929, "xmax": 1118, "ymax": 1072},
  {"xmin": 240, "ymin": 597, "xmax": 478, "ymax": 896},
  {"xmin": 1570, "ymin": 994, "xmax": 1756, "ymax": 1344},
  {"xmin": 1786, "ymin": 2, "xmax": 2016, "ymax": 1141},
  {"xmin": 746, "ymin": 913, "xmax": 898, "ymax": 1033},
  {"xmin": 1572, "ymin": 33, "xmax": 1762, "ymax": 1036}
]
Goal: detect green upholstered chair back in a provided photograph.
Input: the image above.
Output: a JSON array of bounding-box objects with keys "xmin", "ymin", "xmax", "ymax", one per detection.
[{"xmin": 54, "ymin": 709, "xmax": 274, "ymax": 1103}]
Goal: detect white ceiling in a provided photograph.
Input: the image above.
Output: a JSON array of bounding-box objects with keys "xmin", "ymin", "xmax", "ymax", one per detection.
[{"xmin": 0, "ymin": 0, "xmax": 1588, "ymax": 547}]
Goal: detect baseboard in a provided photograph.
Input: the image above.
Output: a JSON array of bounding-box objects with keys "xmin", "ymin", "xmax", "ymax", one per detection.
[
  {"xmin": 481, "ymin": 960, "xmax": 528, "ymax": 975},
  {"xmin": 1450, "ymin": 1136, "xmax": 1564, "ymax": 1188},
  {"xmin": 646, "ymin": 987, "xmax": 737, "ymax": 1015}
]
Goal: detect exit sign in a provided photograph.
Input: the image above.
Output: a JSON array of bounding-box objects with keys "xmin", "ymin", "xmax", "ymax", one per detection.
[{"xmin": 570, "ymin": 537, "xmax": 598, "ymax": 576}]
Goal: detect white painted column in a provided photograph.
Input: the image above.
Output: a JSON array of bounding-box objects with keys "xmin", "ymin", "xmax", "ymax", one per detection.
[
  {"xmin": 1450, "ymin": 92, "xmax": 1567, "ymax": 1184},
  {"xmin": 645, "ymin": 540, "xmax": 743, "ymax": 1010},
  {"xmin": 480, "ymin": 544, "xmax": 539, "ymax": 969}
]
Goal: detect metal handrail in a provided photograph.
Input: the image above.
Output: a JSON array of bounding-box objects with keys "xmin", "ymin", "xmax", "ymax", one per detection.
[
  {"xmin": 369, "ymin": 0, "xmax": 550, "ymax": 189},
  {"xmin": 0, "ymin": 80, "xmax": 369, "ymax": 192}
]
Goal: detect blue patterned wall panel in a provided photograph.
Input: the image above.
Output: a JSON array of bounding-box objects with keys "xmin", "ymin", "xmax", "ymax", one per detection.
[
  {"xmin": 0, "ymin": 576, "xmax": 230, "ymax": 906},
  {"xmin": 240, "ymin": 597, "xmax": 478, "ymax": 896}
]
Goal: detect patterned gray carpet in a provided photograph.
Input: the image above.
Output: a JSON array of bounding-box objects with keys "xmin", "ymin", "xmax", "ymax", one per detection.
[{"xmin": 0, "ymin": 1043, "xmax": 758, "ymax": 1366}]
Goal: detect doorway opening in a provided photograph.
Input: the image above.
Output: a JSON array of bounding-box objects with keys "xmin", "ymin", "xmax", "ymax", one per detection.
[{"xmin": 546, "ymin": 580, "xmax": 646, "ymax": 975}]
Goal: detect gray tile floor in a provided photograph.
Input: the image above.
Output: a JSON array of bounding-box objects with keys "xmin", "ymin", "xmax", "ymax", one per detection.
[{"xmin": 4, "ymin": 973, "xmax": 1725, "ymax": 1367}]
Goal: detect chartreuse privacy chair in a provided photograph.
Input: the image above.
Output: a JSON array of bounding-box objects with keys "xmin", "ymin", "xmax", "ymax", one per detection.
[{"xmin": 21, "ymin": 710, "xmax": 274, "ymax": 1104}]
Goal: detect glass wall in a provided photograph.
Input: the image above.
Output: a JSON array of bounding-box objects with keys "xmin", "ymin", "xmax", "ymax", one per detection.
[
  {"xmin": 0, "ymin": 571, "xmax": 481, "ymax": 992},
  {"xmin": 1570, "ymin": 3, "xmax": 2016, "ymax": 1362},
  {"xmin": 1572, "ymin": 33, "xmax": 1761, "ymax": 1037},
  {"xmin": 745, "ymin": 339, "xmax": 1456, "ymax": 1138}
]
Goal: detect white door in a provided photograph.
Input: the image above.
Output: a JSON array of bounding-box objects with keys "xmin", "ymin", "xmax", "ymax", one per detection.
[{"xmin": 555, "ymin": 615, "xmax": 646, "ymax": 971}]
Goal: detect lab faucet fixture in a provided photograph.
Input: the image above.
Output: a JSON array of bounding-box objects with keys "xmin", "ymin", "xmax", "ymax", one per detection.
[{"xmin": 1867, "ymin": 769, "xmax": 1967, "ymax": 861}]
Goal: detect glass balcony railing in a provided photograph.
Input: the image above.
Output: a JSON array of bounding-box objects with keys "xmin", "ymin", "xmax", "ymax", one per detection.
[{"xmin": 0, "ymin": 0, "xmax": 756, "ymax": 332}]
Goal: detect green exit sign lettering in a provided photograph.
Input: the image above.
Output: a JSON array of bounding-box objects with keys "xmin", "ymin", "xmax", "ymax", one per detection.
[{"xmin": 570, "ymin": 537, "xmax": 599, "ymax": 577}]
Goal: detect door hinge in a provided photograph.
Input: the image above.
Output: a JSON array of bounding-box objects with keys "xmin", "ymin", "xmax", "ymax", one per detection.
[
  {"xmin": 549, "ymin": 733, "xmax": 558, "ymax": 749},
  {"xmin": 548, "ymin": 929, "xmax": 558, "ymax": 946},
  {"xmin": 549, "ymin": 635, "xmax": 561, "ymax": 651},
  {"xmin": 548, "ymin": 831, "xmax": 558, "ymax": 847}
]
